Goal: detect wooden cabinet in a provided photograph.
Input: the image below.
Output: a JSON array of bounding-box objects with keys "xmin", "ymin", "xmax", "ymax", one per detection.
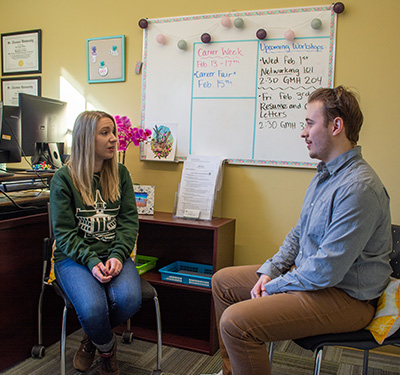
[
  {"xmin": 131, "ymin": 212, "xmax": 235, "ymax": 355},
  {"xmin": 0, "ymin": 211, "xmax": 80, "ymax": 372}
]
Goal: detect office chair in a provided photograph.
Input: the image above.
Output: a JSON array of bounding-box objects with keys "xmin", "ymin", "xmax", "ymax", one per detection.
[
  {"xmin": 268, "ymin": 224, "xmax": 400, "ymax": 375},
  {"xmin": 31, "ymin": 205, "xmax": 163, "ymax": 375}
]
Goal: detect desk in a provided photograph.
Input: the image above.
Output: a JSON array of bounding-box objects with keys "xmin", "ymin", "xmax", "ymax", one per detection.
[
  {"xmin": 0, "ymin": 196, "xmax": 80, "ymax": 372},
  {"xmin": 0, "ymin": 170, "xmax": 54, "ymax": 183},
  {"xmin": 0, "ymin": 171, "xmax": 53, "ymax": 220},
  {"xmin": 0, "ymin": 171, "xmax": 76, "ymax": 372}
]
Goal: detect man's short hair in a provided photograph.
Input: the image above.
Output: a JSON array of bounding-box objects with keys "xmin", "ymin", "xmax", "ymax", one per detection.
[{"xmin": 308, "ymin": 86, "xmax": 364, "ymax": 144}]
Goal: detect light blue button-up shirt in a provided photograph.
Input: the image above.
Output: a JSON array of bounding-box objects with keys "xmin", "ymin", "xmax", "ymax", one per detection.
[{"xmin": 258, "ymin": 146, "xmax": 392, "ymax": 300}]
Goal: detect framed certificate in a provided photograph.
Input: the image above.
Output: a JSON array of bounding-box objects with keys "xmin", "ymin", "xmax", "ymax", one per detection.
[
  {"xmin": 1, "ymin": 29, "xmax": 42, "ymax": 75},
  {"xmin": 1, "ymin": 76, "xmax": 41, "ymax": 106}
]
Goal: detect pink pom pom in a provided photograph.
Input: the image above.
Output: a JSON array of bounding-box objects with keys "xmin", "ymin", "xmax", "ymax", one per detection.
[
  {"xmin": 284, "ymin": 29, "xmax": 295, "ymax": 41},
  {"xmin": 221, "ymin": 16, "xmax": 231, "ymax": 28},
  {"xmin": 156, "ymin": 34, "xmax": 166, "ymax": 44}
]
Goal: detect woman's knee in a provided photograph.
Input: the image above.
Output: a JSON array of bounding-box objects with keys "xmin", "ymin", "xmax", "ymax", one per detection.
[
  {"xmin": 124, "ymin": 292, "xmax": 142, "ymax": 314},
  {"xmin": 111, "ymin": 282, "xmax": 142, "ymax": 316},
  {"xmin": 79, "ymin": 299, "xmax": 108, "ymax": 324}
]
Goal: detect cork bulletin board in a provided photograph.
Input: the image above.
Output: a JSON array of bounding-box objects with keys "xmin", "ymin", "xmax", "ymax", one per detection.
[{"xmin": 87, "ymin": 35, "xmax": 125, "ymax": 83}]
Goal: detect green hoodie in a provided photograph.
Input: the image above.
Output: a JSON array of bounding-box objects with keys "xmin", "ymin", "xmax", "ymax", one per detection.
[{"xmin": 50, "ymin": 163, "xmax": 139, "ymax": 271}]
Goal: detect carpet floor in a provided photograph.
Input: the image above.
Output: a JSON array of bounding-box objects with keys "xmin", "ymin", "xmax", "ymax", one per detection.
[{"xmin": 1, "ymin": 329, "xmax": 400, "ymax": 375}]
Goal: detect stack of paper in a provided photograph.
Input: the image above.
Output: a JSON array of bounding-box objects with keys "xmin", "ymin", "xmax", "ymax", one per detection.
[{"xmin": 175, "ymin": 155, "xmax": 224, "ymax": 221}]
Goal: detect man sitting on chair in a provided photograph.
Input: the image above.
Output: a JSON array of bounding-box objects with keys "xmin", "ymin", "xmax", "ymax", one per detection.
[{"xmin": 211, "ymin": 86, "xmax": 391, "ymax": 375}]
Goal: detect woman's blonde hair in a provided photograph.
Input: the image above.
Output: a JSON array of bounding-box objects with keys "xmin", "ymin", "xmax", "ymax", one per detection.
[{"xmin": 68, "ymin": 110, "xmax": 119, "ymax": 206}]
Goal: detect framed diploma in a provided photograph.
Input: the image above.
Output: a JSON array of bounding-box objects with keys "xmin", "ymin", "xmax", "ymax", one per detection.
[
  {"xmin": 87, "ymin": 35, "xmax": 125, "ymax": 83},
  {"xmin": 1, "ymin": 29, "xmax": 42, "ymax": 75},
  {"xmin": 1, "ymin": 76, "xmax": 41, "ymax": 106}
]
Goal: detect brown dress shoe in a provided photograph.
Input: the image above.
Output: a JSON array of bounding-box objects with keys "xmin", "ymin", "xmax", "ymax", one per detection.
[
  {"xmin": 73, "ymin": 334, "xmax": 96, "ymax": 372},
  {"xmin": 99, "ymin": 340, "xmax": 119, "ymax": 375}
]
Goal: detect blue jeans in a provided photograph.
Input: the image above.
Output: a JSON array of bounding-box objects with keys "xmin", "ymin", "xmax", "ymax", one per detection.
[{"xmin": 54, "ymin": 257, "xmax": 141, "ymax": 350}]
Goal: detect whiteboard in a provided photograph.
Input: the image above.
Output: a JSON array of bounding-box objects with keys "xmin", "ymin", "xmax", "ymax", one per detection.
[{"xmin": 140, "ymin": 5, "xmax": 337, "ymax": 168}]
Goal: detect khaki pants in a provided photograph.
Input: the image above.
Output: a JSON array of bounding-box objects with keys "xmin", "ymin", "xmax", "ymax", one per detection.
[{"xmin": 212, "ymin": 265, "xmax": 376, "ymax": 375}]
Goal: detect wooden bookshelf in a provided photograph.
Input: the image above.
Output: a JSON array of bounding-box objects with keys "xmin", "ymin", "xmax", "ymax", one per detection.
[{"xmin": 129, "ymin": 212, "xmax": 235, "ymax": 355}]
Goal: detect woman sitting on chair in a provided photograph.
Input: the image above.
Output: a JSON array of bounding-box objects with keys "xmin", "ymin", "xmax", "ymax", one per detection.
[{"xmin": 50, "ymin": 111, "xmax": 141, "ymax": 375}]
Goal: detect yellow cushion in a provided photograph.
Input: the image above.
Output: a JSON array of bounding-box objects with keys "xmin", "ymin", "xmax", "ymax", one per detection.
[
  {"xmin": 130, "ymin": 236, "xmax": 138, "ymax": 262},
  {"xmin": 366, "ymin": 278, "xmax": 400, "ymax": 344},
  {"xmin": 48, "ymin": 240, "xmax": 57, "ymax": 284}
]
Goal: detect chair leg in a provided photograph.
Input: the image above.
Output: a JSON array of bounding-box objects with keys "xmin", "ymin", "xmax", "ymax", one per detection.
[
  {"xmin": 60, "ymin": 305, "xmax": 68, "ymax": 375},
  {"xmin": 153, "ymin": 295, "xmax": 162, "ymax": 372},
  {"xmin": 362, "ymin": 350, "xmax": 369, "ymax": 375},
  {"xmin": 31, "ymin": 284, "xmax": 46, "ymax": 359},
  {"xmin": 37, "ymin": 286, "xmax": 45, "ymax": 346},
  {"xmin": 37, "ymin": 259, "xmax": 49, "ymax": 346},
  {"xmin": 313, "ymin": 347, "xmax": 323, "ymax": 375},
  {"xmin": 121, "ymin": 318, "xmax": 134, "ymax": 343},
  {"xmin": 268, "ymin": 342, "xmax": 275, "ymax": 365}
]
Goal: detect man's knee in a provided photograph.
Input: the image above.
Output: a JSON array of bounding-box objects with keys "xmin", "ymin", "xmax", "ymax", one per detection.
[
  {"xmin": 219, "ymin": 302, "xmax": 245, "ymax": 338},
  {"xmin": 212, "ymin": 267, "xmax": 228, "ymax": 290},
  {"xmin": 212, "ymin": 266, "xmax": 242, "ymax": 290},
  {"xmin": 212, "ymin": 267, "xmax": 236, "ymax": 299}
]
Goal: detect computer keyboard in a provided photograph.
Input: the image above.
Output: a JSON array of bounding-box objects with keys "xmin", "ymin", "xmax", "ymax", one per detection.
[
  {"xmin": 25, "ymin": 169, "xmax": 56, "ymax": 173},
  {"xmin": 0, "ymin": 172, "xmax": 15, "ymax": 177},
  {"xmin": 0, "ymin": 178, "xmax": 49, "ymax": 192}
]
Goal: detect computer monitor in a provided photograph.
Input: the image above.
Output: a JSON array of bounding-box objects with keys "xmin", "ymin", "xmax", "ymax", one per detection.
[
  {"xmin": 19, "ymin": 93, "xmax": 67, "ymax": 168},
  {"xmin": 0, "ymin": 103, "xmax": 22, "ymax": 174}
]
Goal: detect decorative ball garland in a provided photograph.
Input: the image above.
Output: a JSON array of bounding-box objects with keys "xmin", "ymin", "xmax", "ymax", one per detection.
[{"xmin": 139, "ymin": 3, "xmax": 345, "ymax": 48}]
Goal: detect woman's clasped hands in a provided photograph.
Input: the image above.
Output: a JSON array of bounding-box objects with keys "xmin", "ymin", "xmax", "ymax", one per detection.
[{"xmin": 91, "ymin": 258, "xmax": 123, "ymax": 283}]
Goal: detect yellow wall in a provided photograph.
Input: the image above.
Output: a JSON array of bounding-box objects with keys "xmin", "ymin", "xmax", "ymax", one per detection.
[{"xmin": 1, "ymin": 0, "xmax": 399, "ymax": 266}]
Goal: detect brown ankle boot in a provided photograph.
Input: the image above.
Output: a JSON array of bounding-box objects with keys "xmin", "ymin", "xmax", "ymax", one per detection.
[
  {"xmin": 73, "ymin": 334, "xmax": 96, "ymax": 372},
  {"xmin": 99, "ymin": 340, "xmax": 119, "ymax": 375}
]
